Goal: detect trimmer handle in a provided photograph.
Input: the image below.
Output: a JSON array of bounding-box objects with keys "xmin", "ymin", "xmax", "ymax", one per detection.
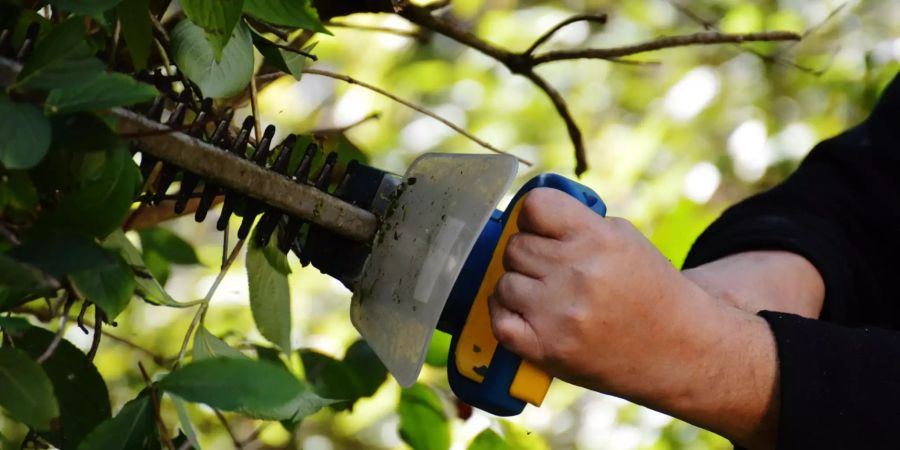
[{"xmin": 445, "ymin": 174, "xmax": 606, "ymax": 416}]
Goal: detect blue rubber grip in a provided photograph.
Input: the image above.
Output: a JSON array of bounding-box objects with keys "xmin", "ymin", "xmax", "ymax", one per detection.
[{"xmin": 444, "ymin": 173, "xmax": 606, "ymax": 416}]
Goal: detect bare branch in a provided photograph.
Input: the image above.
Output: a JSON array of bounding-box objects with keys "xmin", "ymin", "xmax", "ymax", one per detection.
[
  {"xmin": 36, "ymin": 296, "xmax": 73, "ymax": 364},
  {"xmin": 139, "ymin": 362, "xmax": 176, "ymax": 450},
  {"xmin": 524, "ymin": 13, "xmax": 608, "ymax": 56},
  {"xmin": 522, "ymin": 72, "xmax": 587, "ymax": 176},
  {"xmin": 531, "ymin": 31, "xmax": 800, "ymax": 64},
  {"xmin": 312, "ymin": 112, "xmax": 381, "ymax": 134},
  {"xmin": 301, "ymin": 68, "xmax": 533, "ymax": 166},
  {"xmin": 326, "ymin": 20, "xmax": 428, "ymax": 42}
]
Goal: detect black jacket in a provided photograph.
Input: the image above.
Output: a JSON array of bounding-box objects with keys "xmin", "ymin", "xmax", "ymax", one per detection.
[{"xmin": 683, "ymin": 73, "xmax": 900, "ymax": 449}]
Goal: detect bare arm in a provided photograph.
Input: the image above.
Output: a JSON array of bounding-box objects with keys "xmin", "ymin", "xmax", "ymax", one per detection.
[{"xmin": 683, "ymin": 250, "xmax": 825, "ymax": 319}]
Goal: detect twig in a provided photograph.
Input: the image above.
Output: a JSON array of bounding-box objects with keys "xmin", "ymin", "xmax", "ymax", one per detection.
[
  {"xmin": 76, "ymin": 301, "xmax": 90, "ymax": 333},
  {"xmin": 249, "ymin": 76, "xmax": 262, "ymax": 144},
  {"xmin": 36, "ymin": 296, "xmax": 74, "ymax": 364},
  {"xmin": 522, "ymin": 71, "xmax": 587, "ymax": 175},
  {"xmin": 312, "ymin": 112, "xmax": 381, "ymax": 134},
  {"xmin": 173, "ymin": 238, "xmax": 246, "ymax": 368},
  {"xmin": 86, "ymin": 308, "xmax": 102, "ymax": 362},
  {"xmin": 530, "ymin": 31, "xmax": 800, "ymax": 64},
  {"xmin": 213, "ymin": 410, "xmax": 243, "ymax": 449},
  {"xmin": 524, "ymin": 13, "xmax": 608, "ymax": 55},
  {"xmin": 0, "ymin": 223, "xmax": 20, "ymax": 245},
  {"xmin": 109, "ymin": 18, "xmax": 122, "ymax": 69},
  {"xmin": 326, "ymin": 20, "xmax": 427, "ymax": 41},
  {"xmin": 300, "ymin": 68, "xmax": 533, "ymax": 166},
  {"xmin": 139, "ymin": 362, "xmax": 176, "ymax": 450}
]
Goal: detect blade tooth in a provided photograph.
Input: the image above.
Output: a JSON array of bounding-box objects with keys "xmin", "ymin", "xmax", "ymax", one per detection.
[
  {"xmin": 291, "ymin": 143, "xmax": 318, "ymax": 183},
  {"xmin": 216, "ymin": 116, "xmax": 255, "ymax": 230},
  {"xmin": 252, "ymin": 125, "xmax": 277, "ymax": 165},
  {"xmin": 0, "ymin": 29, "xmax": 11, "ymax": 55},
  {"xmin": 253, "ymin": 135, "xmax": 297, "ymax": 248},
  {"xmin": 238, "ymin": 125, "xmax": 280, "ymax": 240},
  {"xmin": 152, "ymin": 102, "xmax": 190, "ymax": 204},
  {"xmin": 315, "ymin": 152, "xmax": 338, "ymax": 190},
  {"xmin": 194, "ymin": 112, "xmax": 234, "ymax": 223},
  {"xmin": 173, "ymin": 100, "xmax": 214, "ymax": 213}
]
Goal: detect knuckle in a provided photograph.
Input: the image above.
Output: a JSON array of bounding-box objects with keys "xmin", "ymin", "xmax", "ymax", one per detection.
[{"xmin": 496, "ymin": 273, "xmax": 515, "ymax": 300}]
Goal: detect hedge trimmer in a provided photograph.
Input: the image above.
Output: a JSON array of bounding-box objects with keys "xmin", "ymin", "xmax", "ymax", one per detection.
[{"xmin": 1, "ymin": 29, "xmax": 607, "ymax": 416}]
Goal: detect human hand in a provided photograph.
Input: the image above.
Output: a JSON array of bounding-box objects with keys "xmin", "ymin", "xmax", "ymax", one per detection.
[{"xmin": 489, "ymin": 188, "xmax": 736, "ymax": 402}]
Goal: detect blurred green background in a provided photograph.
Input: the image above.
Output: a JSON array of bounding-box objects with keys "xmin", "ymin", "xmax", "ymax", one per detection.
[{"xmin": 5, "ymin": 0, "xmax": 899, "ymax": 448}]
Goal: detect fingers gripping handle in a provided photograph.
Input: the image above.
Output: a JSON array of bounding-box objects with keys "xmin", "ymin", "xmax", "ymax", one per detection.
[{"xmin": 447, "ymin": 174, "xmax": 606, "ymax": 416}]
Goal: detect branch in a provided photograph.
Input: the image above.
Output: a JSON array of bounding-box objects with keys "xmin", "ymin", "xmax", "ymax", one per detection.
[
  {"xmin": 524, "ymin": 13, "xmax": 607, "ymax": 55},
  {"xmin": 326, "ymin": 20, "xmax": 428, "ymax": 42},
  {"xmin": 397, "ymin": 3, "xmax": 803, "ymax": 175},
  {"xmin": 300, "ymin": 68, "xmax": 533, "ymax": 166},
  {"xmin": 139, "ymin": 362, "xmax": 176, "ymax": 450},
  {"xmin": 312, "ymin": 112, "xmax": 381, "ymax": 135},
  {"xmin": 531, "ymin": 31, "xmax": 800, "ymax": 64}
]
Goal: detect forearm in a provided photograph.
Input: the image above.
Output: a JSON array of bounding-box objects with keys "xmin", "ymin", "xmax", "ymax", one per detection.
[
  {"xmin": 682, "ymin": 250, "xmax": 824, "ymax": 319},
  {"xmin": 601, "ymin": 278, "xmax": 780, "ymax": 450}
]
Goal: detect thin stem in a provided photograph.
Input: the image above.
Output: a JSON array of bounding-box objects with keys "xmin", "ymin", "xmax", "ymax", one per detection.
[
  {"xmin": 86, "ymin": 308, "xmax": 102, "ymax": 362},
  {"xmin": 326, "ymin": 20, "xmax": 427, "ymax": 41},
  {"xmin": 249, "ymin": 76, "xmax": 262, "ymax": 144},
  {"xmin": 524, "ymin": 13, "xmax": 608, "ymax": 55},
  {"xmin": 312, "ymin": 112, "xmax": 381, "ymax": 134},
  {"xmin": 173, "ymin": 238, "xmax": 246, "ymax": 368},
  {"xmin": 300, "ymin": 68, "xmax": 533, "ymax": 166},
  {"xmin": 213, "ymin": 410, "xmax": 243, "ymax": 449},
  {"xmin": 139, "ymin": 362, "xmax": 176, "ymax": 450},
  {"xmin": 36, "ymin": 296, "xmax": 74, "ymax": 364}
]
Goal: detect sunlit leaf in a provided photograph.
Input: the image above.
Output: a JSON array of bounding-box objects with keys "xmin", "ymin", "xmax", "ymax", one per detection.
[
  {"xmin": 159, "ymin": 358, "xmax": 333, "ymax": 421},
  {"xmin": 192, "ymin": 326, "xmax": 247, "ymax": 360},
  {"xmin": 498, "ymin": 420, "xmax": 548, "ymax": 450},
  {"xmin": 180, "ymin": 0, "xmax": 244, "ymax": 60},
  {"xmin": 0, "ymin": 347, "xmax": 59, "ymax": 430},
  {"xmin": 139, "ymin": 228, "xmax": 201, "ymax": 265},
  {"xmin": 398, "ymin": 383, "xmax": 450, "ymax": 450},
  {"xmin": 0, "ymin": 95, "xmax": 51, "ymax": 170},
  {"xmin": 468, "ymin": 429, "xmax": 510, "ymax": 450},
  {"xmin": 11, "ymin": 326, "xmax": 111, "ymax": 448},
  {"xmin": 171, "ymin": 396, "xmax": 202, "ymax": 450},
  {"xmin": 242, "ymin": 0, "xmax": 329, "ymax": 34},
  {"xmin": 102, "ymin": 230, "xmax": 202, "ymax": 309},
  {"xmin": 246, "ymin": 230, "xmax": 291, "ymax": 351},
  {"xmin": 171, "ymin": 19, "xmax": 254, "ymax": 98},
  {"xmin": 77, "ymin": 391, "xmax": 160, "ymax": 450},
  {"xmin": 425, "ymin": 330, "xmax": 451, "ymax": 367},
  {"xmin": 45, "ymin": 73, "xmax": 159, "ymax": 115}
]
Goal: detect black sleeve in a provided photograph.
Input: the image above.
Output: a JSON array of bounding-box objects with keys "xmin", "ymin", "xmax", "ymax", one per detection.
[{"xmin": 683, "ymin": 73, "xmax": 900, "ymax": 449}]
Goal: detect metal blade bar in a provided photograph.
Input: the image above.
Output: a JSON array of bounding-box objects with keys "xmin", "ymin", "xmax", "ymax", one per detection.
[{"xmin": 1, "ymin": 56, "xmax": 378, "ymax": 243}]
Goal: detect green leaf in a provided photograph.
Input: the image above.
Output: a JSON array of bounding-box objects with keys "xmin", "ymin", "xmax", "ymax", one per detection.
[
  {"xmin": 35, "ymin": 146, "xmax": 140, "ymax": 239},
  {"xmin": 138, "ymin": 228, "xmax": 201, "ymax": 265},
  {"xmin": 0, "ymin": 97, "xmax": 51, "ymax": 169},
  {"xmin": 45, "ymin": 72, "xmax": 159, "ymax": 115},
  {"xmin": 300, "ymin": 350, "xmax": 362, "ymax": 411},
  {"xmin": 242, "ymin": 0, "xmax": 330, "ymax": 34},
  {"xmin": 498, "ymin": 420, "xmax": 548, "ymax": 450},
  {"xmin": 398, "ymin": 383, "xmax": 450, "ymax": 450},
  {"xmin": 159, "ymin": 358, "xmax": 330, "ymax": 421},
  {"xmin": 50, "ymin": 0, "xmax": 126, "ymax": 16},
  {"xmin": 0, "ymin": 253, "xmax": 53, "ymax": 312},
  {"xmin": 15, "ymin": 19, "xmax": 105, "ymax": 91},
  {"xmin": 102, "ymin": 230, "xmax": 202, "ymax": 308},
  {"xmin": 468, "ymin": 429, "xmax": 511, "ymax": 450},
  {"xmin": 180, "ymin": 0, "xmax": 244, "ymax": 60},
  {"xmin": 117, "ymin": 0, "xmax": 152, "ymax": 70},
  {"xmin": 0, "ymin": 316, "xmax": 31, "ymax": 333},
  {"xmin": 0, "ymin": 347, "xmax": 59, "ymax": 430},
  {"xmin": 171, "ymin": 19, "xmax": 254, "ymax": 98},
  {"xmin": 77, "ymin": 392, "xmax": 160, "ymax": 450},
  {"xmin": 250, "ymin": 28, "xmax": 313, "ymax": 80},
  {"xmin": 192, "ymin": 326, "xmax": 247, "ymax": 360},
  {"xmin": 11, "ymin": 326, "xmax": 111, "ymax": 449},
  {"xmin": 69, "ymin": 248, "xmax": 135, "ymax": 320},
  {"xmin": 246, "ymin": 232, "xmax": 291, "ymax": 351},
  {"xmin": 171, "ymin": 396, "xmax": 202, "ymax": 450},
  {"xmin": 343, "ymin": 340, "xmax": 388, "ymax": 397},
  {"xmin": 425, "ymin": 330, "xmax": 451, "ymax": 367},
  {"xmin": 50, "ymin": 112, "xmax": 119, "ymax": 154},
  {"xmin": 0, "ymin": 171, "xmax": 39, "ymax": 210},
  {"xmin": 9, "ymin": 232, "xmax": 109, "ymax": 278}
]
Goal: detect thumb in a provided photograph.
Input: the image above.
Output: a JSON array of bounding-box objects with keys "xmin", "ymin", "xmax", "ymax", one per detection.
[{"xmin": 488, "ymin": 295, "xmax": 543, "ymax": 362}]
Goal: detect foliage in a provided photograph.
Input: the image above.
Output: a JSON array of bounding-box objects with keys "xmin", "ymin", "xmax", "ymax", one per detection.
[{"xmin": 0, "ymin": 0, "xmax": 898, "ymax": 448}]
